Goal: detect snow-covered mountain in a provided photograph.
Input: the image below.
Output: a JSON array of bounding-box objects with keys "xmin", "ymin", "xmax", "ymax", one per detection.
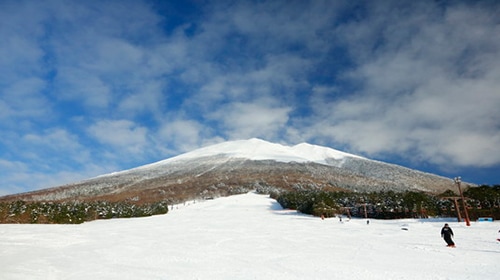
[
  {"xmin": 0, "ymin": 138, "xmax": 458, "ymax": 204},
  {"xmin": 154, "ymin": 138, "xmax": 365, "ymax": 165}
]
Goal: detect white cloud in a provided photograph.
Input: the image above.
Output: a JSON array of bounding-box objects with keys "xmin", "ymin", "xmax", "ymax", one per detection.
[
  {"xmin": 0, "ymin": 1, "xmax": 47, "ymax": 81},
  {"xmin": 16, "ymin": 128, "xmax": 92, "ymax": 171},
  {"xmin": 304, "ymin": 1, "xmax": 500, "ymax": 168},
  {"xmin": 0, "ymin": 128, "xmax": 109, "ymax": 194},
  {"xmin": 0, "ymin": 77, "xmax": 50, "ymax": 121},
  {"xmin": 0, "ymin": 159, "xmax": 113, "ymax": 195},
  {"xmin": 42, "ymin": 1, "xmax": 170, "ymax": 115},
  {"xmin": 0, "ymin": 158, "xmax": 27, "ymax": 172},
  {"xmin": 55, "ymin": 68, "xmax": 112, "ymax": 108},
  {"xmin": 24, "ymin": 128, "xmax": 80, "ymax": 148},
  {"xmin": 87, "ymin": 120, "xmax": 148, "ymax": 155},
  {"xmin": 117, "ymin": 81, "xmax": 165, "ymax": 118},
  {"xmin": 210, "ymin": 99, "xmax": 292, "ymax": 140},
  {"xmin": 158, "ymin": 119, "xmax": 206, "ymax": 153}
]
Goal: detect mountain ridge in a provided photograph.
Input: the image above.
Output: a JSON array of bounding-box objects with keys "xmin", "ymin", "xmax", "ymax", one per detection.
[{"xmin": 0, "ymin": 138, "xmax": 461, "ymax": 204}]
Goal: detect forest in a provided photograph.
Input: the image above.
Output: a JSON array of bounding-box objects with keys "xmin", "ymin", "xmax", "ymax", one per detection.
[
  {"xmin": 0, "ymin": 200, "xmax": 169, "ymax": 224},
  {"xmin": 272, "ymin": 185, "xmax": 500, "ymax": 220}
]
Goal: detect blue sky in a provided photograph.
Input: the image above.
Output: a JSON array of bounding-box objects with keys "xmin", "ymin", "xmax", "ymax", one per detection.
[{"xmin": 1, "ymin": 0, "xmax": 499, "ymax": 195}]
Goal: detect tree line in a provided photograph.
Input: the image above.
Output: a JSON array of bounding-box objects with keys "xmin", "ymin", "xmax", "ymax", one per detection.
[
  {"xmin": 0, "ymin": 200, "xmax": 169, "ymax": 224},
  {"xmin": 272, "ymin": 185, "xmax": 500, "ymax": 220},
  {"xmin": 2, "ymin": 184, "xmax": 499, "ymax": 223}
]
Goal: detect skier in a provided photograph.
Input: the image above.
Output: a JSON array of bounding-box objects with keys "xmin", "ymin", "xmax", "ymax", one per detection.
[
  {"xmin": 441, "ymin": 223, "xmax": 455, "ymax": 247},
  {"xmin": 497, "ymin": 229, "xmax": 500, "ymax": 242}
]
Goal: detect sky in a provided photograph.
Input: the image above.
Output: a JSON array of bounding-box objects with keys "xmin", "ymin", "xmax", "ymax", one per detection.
[
  {"xmin": 1, "ymin": 0, "xmax": 499, "ymax": 196},
  {"xmin": 1, "ymin": 192, "xmax": 500, "ymax": 279}
]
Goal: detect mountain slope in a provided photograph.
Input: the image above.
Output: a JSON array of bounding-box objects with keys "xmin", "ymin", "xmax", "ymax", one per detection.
[{"xmin": 0, "ymin": 138, "xmax": 458, "ymax": 204}]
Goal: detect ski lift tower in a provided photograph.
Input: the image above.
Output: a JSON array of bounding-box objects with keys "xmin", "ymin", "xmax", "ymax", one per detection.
[{"xmin": 455, "ymin": 177, "xmax": 470, "ymax": 226}]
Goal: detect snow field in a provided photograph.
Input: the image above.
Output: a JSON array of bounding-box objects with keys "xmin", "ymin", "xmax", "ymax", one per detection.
[{"xmin": 1, "ymin": 192, "xmax": 499, "ymax": 280}]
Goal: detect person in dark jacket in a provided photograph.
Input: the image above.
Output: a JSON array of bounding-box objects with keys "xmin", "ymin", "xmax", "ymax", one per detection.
[{"xmin": 441, "ymin": 223, "xmax": 455, "ymax": 247}]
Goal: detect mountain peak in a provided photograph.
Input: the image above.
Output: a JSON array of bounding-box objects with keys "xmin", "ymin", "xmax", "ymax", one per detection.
[{"xmin": 160, "ymin": 138, "xmax": 364, "ymax": 166}]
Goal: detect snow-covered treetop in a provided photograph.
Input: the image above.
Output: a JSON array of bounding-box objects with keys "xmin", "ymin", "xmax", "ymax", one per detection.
[{"xmin": 155, "ymin": 138, "xmax": 364, "ymax": 166}]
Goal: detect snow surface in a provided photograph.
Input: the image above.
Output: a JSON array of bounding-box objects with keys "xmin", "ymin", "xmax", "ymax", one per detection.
[
  {"xmin": 1, "ymin": 192, "xmax": 499, "ymax": 280},
  {"xmin": 137, "ymin": 138, "xmax": 364, "ymax": 171}
]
